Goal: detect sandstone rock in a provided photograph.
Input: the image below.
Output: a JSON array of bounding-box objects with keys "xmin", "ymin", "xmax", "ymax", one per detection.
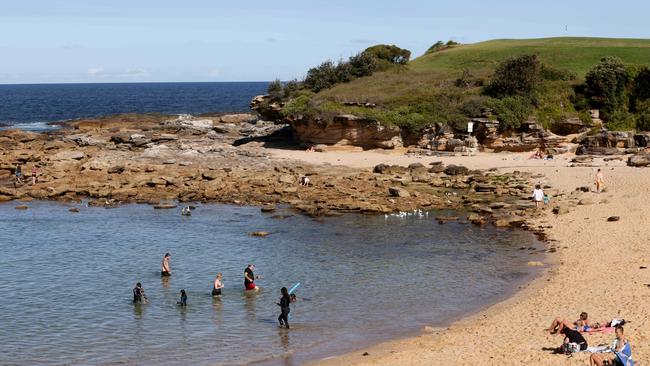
[
  {"xmin": 107, "ymin": 165, "xmax": 125, "ymax": 174},
  {"xmin": 261, "ymin": 204, "xmax": 276, "ymax": 212},
  {"xmin": 151, "ymin": 134, "xmax": 178, "ymax": 142},
  {"xmin": 69, "ymin": 207, "xmax": 80, "ymax": 213},
  {"xmin": 52, "ymin": 150, "xmax": 85, "ymax": 161},
  {"xmin": 444, "ymin": 165, "xmax": 469, "ymax": 176},
  {"xmin": 65, "ymin": 134, "xmax": 103, "ymax": 147},
  {"xmin": 388, "ymin": 187, "xmax": 410, "ymax": 198},
  {"xmin": 153, "ymin": 203, "xmax": 177, "ymax": 209},
  {"xmin": 527, "ymin": 261, "xmax": 544, "ymax": 267},
  {"xmin": 220, "ymin": 113, "xmax": 257, "ymax": 124},
  {"xmin": 628, "ymin": 154, "xmax": 650, "ymax": 167},
  {"xmin": 607, "ymin": 216, "xmax": 620, "ymax": 222},
  {"xmin": 129, "ymin": 134, "xmax": 151, "ymax": 147},
  {"xmin": 467, "ymin": 213, "xmax": 486, "ymax": 225},
  {"xmin": 250, "ymin": 231, "xmax": 270, "ymax": 237},
  {"xmin": 15, "ymin": 205, "xmax": 29, "ymax": 210}
]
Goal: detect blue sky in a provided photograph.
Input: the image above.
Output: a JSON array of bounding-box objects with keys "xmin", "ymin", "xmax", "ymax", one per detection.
[{"xmin": 1, "ymin": 0, "xmax": 648, "ymax": 84}]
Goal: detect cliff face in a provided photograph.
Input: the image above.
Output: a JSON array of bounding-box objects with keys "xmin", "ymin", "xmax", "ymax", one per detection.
[{"xmin": 289, "ymin": 114, "xmax": 404, "ymax": 149}]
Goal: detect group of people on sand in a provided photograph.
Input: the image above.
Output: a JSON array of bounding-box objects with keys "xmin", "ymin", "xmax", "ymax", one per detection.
[
  {"xmin": 132, "ymin": 255, "xmax": 295, "ymax": 329},
  {"xmin": 548, "ymin": 312, "xmax": 635, "ymax": 365},
  {"xmin": 532, "ymin": 169, "xmax": 606, "ymax": 208}
]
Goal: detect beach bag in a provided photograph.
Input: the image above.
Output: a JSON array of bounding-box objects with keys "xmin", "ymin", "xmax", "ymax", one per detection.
[{"xmin": 563, "ymin": 342, "xmax": 580, "ymax": 355}]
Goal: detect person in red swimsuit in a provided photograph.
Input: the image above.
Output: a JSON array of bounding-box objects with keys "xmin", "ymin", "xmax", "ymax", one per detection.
[{"xmin": 244, "ymin": 264, "xmax": 260, "ymax": 291}]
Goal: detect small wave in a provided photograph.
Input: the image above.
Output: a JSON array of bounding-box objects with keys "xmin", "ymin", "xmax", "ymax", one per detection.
[{"xmin": 0, "ymin": 122, "xmax": 61, "ymax": 131}]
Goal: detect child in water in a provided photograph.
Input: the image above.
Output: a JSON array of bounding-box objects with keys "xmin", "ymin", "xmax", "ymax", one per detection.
[
  {"xmin": 277, "ymin": 287, "xmax": 291, "ymax": 329},
  {"xmin": 177, "ymin": 289, "xmax": 187, "ymax": 306}
]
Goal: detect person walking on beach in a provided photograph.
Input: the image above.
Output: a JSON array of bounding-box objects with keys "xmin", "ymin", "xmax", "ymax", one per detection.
[
  {"xmin": 161, "ymin": 253, "xmax": 171, "ymax": 276},
  {"xmin": 595, "ymin": 169, "xmax": 605, "ymax": 193},
  {"xmin": 244, "ymin": 264, "xmax": 260, "ymax": 291},
  {"xmin": 133, "ymin": 282, "xmax": 147, "ymax": 304},
  {"xmin": 212, "ymin": 272, "xmax": 224, "ymax": 296},
  {"xmin": 532, "ymin": 184, "xmax": 544, "ymax": 208},
  {"xmin": 31, "ymin": 165, "xmax": 38, "ymax": 185},
  {"xmin": 14, "ymin": 164, "xmax": 23, "ymax": 184},
  {"xmin": 277, "ymin": 287, "xmax": 291, "ymax": 329},
  {"xmin": 177, "ymin": 289, "xmax": 187, "ymax": 306}
]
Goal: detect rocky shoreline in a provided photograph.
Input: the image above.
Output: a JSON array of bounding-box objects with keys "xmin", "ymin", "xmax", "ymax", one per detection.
[{"xmin": 1, "ymin": 113, "xmax": 559, "ymax": 236}]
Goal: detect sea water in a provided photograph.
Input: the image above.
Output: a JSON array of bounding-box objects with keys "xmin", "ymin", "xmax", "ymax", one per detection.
[
  {"xmin": 0, "ymin": 202, "xmax": 542, "ymax": 365},
  {"xmin": 0, "ymin": 82, "xmax": 267, "ymax": 130}
]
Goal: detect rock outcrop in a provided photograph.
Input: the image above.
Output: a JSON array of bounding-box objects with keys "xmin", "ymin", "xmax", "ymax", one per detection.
[
  {"xmin": 290, "ymin": 114, "xmax": 403, "ymax": 149},
  {"xmin": 628, "ymin": 154, "xmax": 650, "ymax": 167}
]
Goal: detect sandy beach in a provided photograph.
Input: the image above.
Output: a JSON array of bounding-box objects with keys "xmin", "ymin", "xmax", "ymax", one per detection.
[{"xmin": 268, "ymin": 149, "xmax": 650, "ymax": 366}]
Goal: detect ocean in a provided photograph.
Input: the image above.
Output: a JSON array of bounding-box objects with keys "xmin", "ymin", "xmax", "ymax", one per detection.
[{"xmin": 0, "ymin": 82, "xmax": 268, "ymax": 130}]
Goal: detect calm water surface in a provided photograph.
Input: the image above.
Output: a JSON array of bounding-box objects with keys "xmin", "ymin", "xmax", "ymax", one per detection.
[
  {"xmin": 0, "ymin": 202, "xmax": 542, "ymax": 365},
  {"xmin": 0, "ymin": 82, "xmax": 267, "ymax": 130}
]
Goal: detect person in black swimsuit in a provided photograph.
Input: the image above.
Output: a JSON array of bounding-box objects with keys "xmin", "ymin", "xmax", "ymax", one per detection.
[
  {"xmin": 212, "ymin": 272, "xmax": 224, "ymax": 296},
  {"xmin": 133, "ymin": 282, "xmax": 147, "ymax": 304},
  {"xmin": 277, "ymin": 287, "xmax": 291, "ymax": 329},
  {"xmin": 177, "ymin": 289, "xmax": 187, "ymax": 306}
]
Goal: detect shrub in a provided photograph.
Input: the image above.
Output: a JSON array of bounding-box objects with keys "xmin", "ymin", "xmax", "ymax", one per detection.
[
  {"xmin": 484, "ymin": 54, "xmax": 542, "ymax": 98},
  {"xmin": 460, "ymin": 96, "xmax": 488, "ymax": 117},
  {"xmin": 488, "ymin": 96, "xmax": 533, "ymax": 131},
  {"xmin": 425, "ymin": 40, "xmax": 460, "ymax": 54},
  {"xmin": 635, "ymin": 100, "xmax": 650, "ymax": 131},
  {"xmin": 283, "ymin": 79, "xmax": 301, "ymax": 99},
  {"xmin": 604, "ymin": 109, "xmax": 635, "ymax": 130},
  {"xmin": 633, "ymin": 67, "xmax": 650, "ymax": 102},
  {"xmin": 363, "ymin": 44, "xmax": 411, "ymax": 65},
  {"xmin": 585, "ymin": 56, "xmax": 630, "ymax": 114},
  {"xmin": 267, "ymin": 79, "xmax": 283, "ymax": 100},
  {"xmin": 348, "ymin": 52, "xmax": 378, "ymax": 77},
  {"xmin": 304, "ymin": 61, "xmax": 340, "ymax": 92}
]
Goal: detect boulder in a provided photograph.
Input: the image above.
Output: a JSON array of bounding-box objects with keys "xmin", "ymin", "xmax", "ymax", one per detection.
[
  {"xmin": 220, "ymin": 113, "xmax": 257, "ymax": 124},
  {"xmin": 388, "ymin": 187, "xmax": 410, "ymax": 198},
  {"xmin": 250, "ymin": 231, "xmax": 271, "ymax": 237},
  {"xmin": 129, "ymin": 134, "xmax": 151, "ymax": 147},
  {"xmin": 467, "ymin": 213, "xmax": 486, "ymax": 225},
  {"xmin": 628, "ymin": 154, "xmax": 650, "ymax": 167},
  {"xmin": 444, "ymin": 165, "xmax": 469, "ymax": 176},
  {"xmin": 607, "ymin": 216, "xmax": 620, "ymax": 222}
]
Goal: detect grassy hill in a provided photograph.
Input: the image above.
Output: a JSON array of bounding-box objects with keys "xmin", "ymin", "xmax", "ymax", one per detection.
[
  {"xmin": 411, "ymin": 37, "xmax": 650, "ymax": 77},
  {"xmin": 285, "ymin": 37, "xmax": 650, "ymax": 132}
]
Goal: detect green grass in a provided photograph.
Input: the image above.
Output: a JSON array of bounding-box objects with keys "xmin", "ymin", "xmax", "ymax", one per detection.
[
  {"xmin": 411, "ymin": 37, "xmax": 650, "ymax": 77},
  {"xmin": 300, "ymin": 37, "xmax": 650, "ymax": 131}
]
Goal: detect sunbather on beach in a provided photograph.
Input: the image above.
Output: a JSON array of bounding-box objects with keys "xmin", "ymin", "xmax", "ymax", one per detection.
[
  {"xmin": 560, "ymin": 326, "xmax": 588, "ymax": 352},
  {"xmin": 590, "ymin": 326, "xmax": 634, "ymax": 366},
  {"xmin": 548, "ymin": 312, "xmax": 596, "ymax": 334}
]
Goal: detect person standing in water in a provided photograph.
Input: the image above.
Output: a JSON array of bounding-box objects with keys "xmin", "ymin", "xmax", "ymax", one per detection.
[
  {"xmin": 177, "ymin": 289, "xmax": 187, "ymax": 306},
  {"xmin": 161, "ymin": 253, "xmax": 171, "ymax": 276},
  {"xmin": 244, "ymin": 264, "xmax": 260, "ymax": 291},
  {"xmin": 277, "ymin": 287, "xmax": 291, "ymax": 329},
  {"xmin": 133, "ymin": 282, "xmax": 147, "ymax": 304},
  {"xmin": 212, "ymin": 272, "xmax": 224, "ymax": 296},
  {"xmin": 595, "ymin": 169, "xmax": 605, "ymax": 193}
]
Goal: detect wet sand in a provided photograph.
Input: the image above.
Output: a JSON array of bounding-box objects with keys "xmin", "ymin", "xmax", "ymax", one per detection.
[{"xmin": 269, "ymin": 149, "xmax": 650, "ymax": 366}]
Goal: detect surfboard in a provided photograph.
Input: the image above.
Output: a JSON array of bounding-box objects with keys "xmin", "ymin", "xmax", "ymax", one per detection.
[{"xmin": 288, "ymin": 282, "xmax": 300, "ymax": 294}]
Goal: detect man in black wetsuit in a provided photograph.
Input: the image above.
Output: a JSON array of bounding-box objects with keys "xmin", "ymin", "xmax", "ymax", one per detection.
[{"xmin": 133, "ymin": 282, "xmax": 147, "ymax": 304}]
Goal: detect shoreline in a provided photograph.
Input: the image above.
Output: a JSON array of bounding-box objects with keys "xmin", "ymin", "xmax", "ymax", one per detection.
[
  {"xmin": 277, "ymin": 151, "xmax": 648, "ymax": 366},
  {"xmin": 2, "ymin": 118, "xmax": 648, "ymax": 365}
]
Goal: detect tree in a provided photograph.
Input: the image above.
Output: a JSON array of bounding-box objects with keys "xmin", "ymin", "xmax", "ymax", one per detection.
[
  {"xmin": 363, "ymin": 44, "xmax": 411, "ymax": 65},
  {"xmin": 585, "ymin": 56, "xmax": 629, "ymax": 114},
  {"xmin": 304, "ymin": 61, "xmax": 340, "ymax": 92},
  {"xmin": 484, "ymin": 54, "xmax": 541, "ymax": 98},
  {"xmin": 348, "ymin": 52, "xmax": 378, "ymax": 77}
]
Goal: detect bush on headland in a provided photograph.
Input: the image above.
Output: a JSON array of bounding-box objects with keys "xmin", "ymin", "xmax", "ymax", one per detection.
[{"xmin": 263, "ymin": 38, "xmax": 650, "ymax": 133}]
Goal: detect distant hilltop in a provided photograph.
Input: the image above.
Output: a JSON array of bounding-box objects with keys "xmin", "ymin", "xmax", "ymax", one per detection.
[{"xmin": 251, "ymin": 37, "xmax": 650, "ymax": 153}]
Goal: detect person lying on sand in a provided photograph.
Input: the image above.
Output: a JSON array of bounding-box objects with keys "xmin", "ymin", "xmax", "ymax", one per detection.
[
  {"xmin": 548, "ymin": 312, "xmax": 598, "ymax": 334},
  {"xmin": 590, "ymin": 326, "xmax": 635, "ymax": 366}
]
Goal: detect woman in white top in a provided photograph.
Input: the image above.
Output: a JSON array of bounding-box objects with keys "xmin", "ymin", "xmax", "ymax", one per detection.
[{"xmin": 532, "ymin": 184, "xmax": 544, "ymax": 208}]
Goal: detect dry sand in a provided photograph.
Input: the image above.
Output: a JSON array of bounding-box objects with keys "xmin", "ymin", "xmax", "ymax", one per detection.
[{"xmin": 269, "ymin": 148, "xmax": 649, "ymax": 366}]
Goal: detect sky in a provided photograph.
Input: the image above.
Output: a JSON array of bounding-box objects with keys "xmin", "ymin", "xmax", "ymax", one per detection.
[{"xmin": 1, "ymin": 0, "xmax": 649, "ymax": 84}]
